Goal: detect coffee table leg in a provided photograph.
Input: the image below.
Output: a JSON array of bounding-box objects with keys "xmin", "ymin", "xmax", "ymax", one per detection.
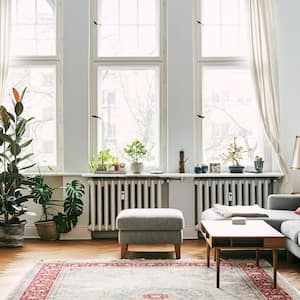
[
  {"xmin": 206, "ymin": 242, "xmax": 210, "ymax": 267},
  {"xmin": 272, "ymin": 249, "xmax": 278, "ymax": 289},
  {"xmin": 256, "ymin": 249, "xmax": 259, "ymax": 266},
  {"xmin": 216, "ymin": 248, "xmax": 220, "ymax": 288}
]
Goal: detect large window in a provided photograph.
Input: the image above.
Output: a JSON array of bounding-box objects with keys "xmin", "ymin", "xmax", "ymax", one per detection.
[
  {"xmin": 91, "ymin": 0, "xmax": 165, "ymax": 169},
  {"xmin": 196, "ymin": 0, "xmax": 267, "ymax": 168},
  {"xmin": 7, "ymin": 0, "xmax": 61, "ymax": 169}
]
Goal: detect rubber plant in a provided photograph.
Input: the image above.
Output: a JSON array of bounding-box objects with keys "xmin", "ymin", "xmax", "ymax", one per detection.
[
  {"xmin": 30, "ymin": 175, "xmax": 85, "ymax": 237},
  {"xmin": 0, "ymin": 88, "xmax": 36, "ymax": 246}
]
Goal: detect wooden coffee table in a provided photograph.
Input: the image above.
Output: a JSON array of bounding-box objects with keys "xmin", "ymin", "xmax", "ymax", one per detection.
[{"xmin": 200, "ymin": 220, "xmax": 285, "ymax": 289}]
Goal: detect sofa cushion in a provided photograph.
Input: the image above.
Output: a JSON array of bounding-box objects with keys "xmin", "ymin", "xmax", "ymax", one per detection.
[
  {"xmin": 281, "ymin": 221, "xmax": 300, "ymax": 243},
  {"xmin": 298, "ymin": 232, "xmax": 300, "ymax": 246},
  {"xmin": 116, "ymin": 208, "xmax": 184, "ymax": 231}
]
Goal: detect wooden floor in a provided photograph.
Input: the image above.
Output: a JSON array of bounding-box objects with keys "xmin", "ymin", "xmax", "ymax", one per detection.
[{"xmin": 1, "ymin": 239, "xmax": 300, "ymax": 299}]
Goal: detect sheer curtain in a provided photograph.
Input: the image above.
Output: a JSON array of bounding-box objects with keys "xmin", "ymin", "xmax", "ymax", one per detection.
[
  {"xmin": 248, "ymin": 0, "xmax": 292, "ymax": 192},
  {"xmin": 0, "ymin": 0, "xmax": 10, "ymax": 104}
]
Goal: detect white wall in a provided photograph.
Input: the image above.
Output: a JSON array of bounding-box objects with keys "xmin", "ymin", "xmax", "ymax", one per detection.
[{"xmin": 274, "ymin": 0, "xmax": 300, "ymax": 191}]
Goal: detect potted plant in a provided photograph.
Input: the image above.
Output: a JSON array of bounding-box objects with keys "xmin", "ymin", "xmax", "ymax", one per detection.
[
  {"xmin": 0, "ymin": 88, "xmax": 36, "ymax": 247},
  {"xmin": 30, "ymin": 175, "xmax": 85, "ymax": 240},
  {"xmin": 254, "ymin": 155, "xmax": 264, "ymax": 173},
  {"xmin": 124, "ymin": 140, "xmax": 147, "ymax": 173},
  {"xmin": 220, "ymin": 137, "xmax": 249, "ymax": 173},
  {"xmin": 89, "ymin": 149, "xmax": 115, "ymax": 173}
]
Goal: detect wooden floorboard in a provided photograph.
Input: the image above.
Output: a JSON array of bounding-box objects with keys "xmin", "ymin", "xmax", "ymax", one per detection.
[{"xmin": 0, "ymin": 239, "xmax": 299, "ymax": 299}]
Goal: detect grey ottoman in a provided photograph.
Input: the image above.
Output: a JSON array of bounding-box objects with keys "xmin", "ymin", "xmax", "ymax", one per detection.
[{"xmin": 116, "ymin": 208, "xmax": 184, "ymax": 259}]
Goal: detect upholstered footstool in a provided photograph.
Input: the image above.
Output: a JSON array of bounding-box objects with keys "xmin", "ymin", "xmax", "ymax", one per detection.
[{"xmin": 116, "ymin": 208, "xmax": 185, "ymax": 259}]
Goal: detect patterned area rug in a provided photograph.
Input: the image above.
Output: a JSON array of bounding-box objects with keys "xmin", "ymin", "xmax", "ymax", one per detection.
[{"xmin": 8, "ymin": 260, "xmax": 300, "ymax": 300}]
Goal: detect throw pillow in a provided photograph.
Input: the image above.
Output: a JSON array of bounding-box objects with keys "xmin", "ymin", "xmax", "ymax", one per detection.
[{"xmin": 295, "ymin": 207, "xmax": 300, "ymax": 215}]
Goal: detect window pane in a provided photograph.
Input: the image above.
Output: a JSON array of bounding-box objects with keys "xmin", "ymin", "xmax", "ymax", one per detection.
[
  {"xmin": 5, "ymin": 66, "xmax": 57, "ymax": 167},
  {"xmin": 202, "ymin": 67, "xmax": 264, "ymax": 167},
  {"xmin": 97, "ymin": 0, "xmax": 160, "ymax": 57},
  {"xmin": 10, "ymin": 0, "xmax": 56, "ymax": 56},
  {"xmin": 201, "ymin": 0, "xmax": 248, "ymax": 57},
  {"xmin": 97, "ymin": 67, "xmax": 160, "ymax": 168}
]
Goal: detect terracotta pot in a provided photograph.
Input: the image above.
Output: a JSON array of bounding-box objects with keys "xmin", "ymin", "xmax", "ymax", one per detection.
[{"xmin": 35, "ymin": 220, "xmax": 59, "ymax": 241}]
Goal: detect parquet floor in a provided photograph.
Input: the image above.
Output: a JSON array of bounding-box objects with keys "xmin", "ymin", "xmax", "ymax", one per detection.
[{"xmin": 0, "ymin": 239, "xmax": 299, "ymax": 299}]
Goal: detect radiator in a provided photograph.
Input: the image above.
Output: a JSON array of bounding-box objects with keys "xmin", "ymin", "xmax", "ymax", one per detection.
[
  {"xmin": 194, "ymin": 178, "xmax": 274, "ymax": 227},
  {"xmin": 88, "ymin": 179, "xmax": 164, "ymax": 231}
]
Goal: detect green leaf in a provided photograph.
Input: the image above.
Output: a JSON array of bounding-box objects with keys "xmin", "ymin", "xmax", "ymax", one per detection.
[
  {"xmin": 16, "ymin": 119, "xmax": 26, "ymax": 138},
  {"xmin": 0, "ymin": 132, "xmax": 13, "ymax": 144},
  {"xmin": 19, "ymin": 163, "xmax": 36, "ymax": 171},
  {"xmin": 10, "ymin": 143, "xmax": 21, "ymax": 156},
  {"xmin": 20, "ymin": 139, "xmax": 33, "ymax": 148},
  {"xmin": 15, "ymin": 102, "xmax": 24, "ymax": 116}
]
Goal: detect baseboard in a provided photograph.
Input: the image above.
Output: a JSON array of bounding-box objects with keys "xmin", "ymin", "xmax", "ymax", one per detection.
[
  {"xmin": 24, "ymin": 225, "xmax": 91, "ymax": 240},
  {"xmin": 60, "ymin": 226, "xmax": 92, "ymax": 240},
  {"xmin": 183, "ymin": 226, "xmax": 198, "ymax": 239}
]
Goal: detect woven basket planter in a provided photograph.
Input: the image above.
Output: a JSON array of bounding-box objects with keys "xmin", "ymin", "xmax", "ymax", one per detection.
[
  {"xmin": 0, "ymin": 221, "xmax": 26, "ymax": 247},
  {"xmin": 35, "ymin": 220, "xmax": 59, "ymax": 241}
]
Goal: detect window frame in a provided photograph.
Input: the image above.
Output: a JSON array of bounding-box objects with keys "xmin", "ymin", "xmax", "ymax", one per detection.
[
  {"xmin": 8, "ymin": 0, "xmax": 63, "ymax": 171},
  {"xmin": 89, "ymin": 0, "xmax": 167, "ymax": 171},
  {"xmin": 194, "ymin": 0, "xmax": 272, "ymax": 170}
]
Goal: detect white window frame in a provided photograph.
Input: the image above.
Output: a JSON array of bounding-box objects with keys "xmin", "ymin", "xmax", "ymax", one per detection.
[
  {"xmin": 89, "ymin": 0, "xmax": 167, "ymax": 171},
  {"xmin": 8, "ymin": 0, "xmax": 63, "ymax": 171},
  {"xmin": 194, "ymin": 0, "xmax": 272, "ymax": 170}
]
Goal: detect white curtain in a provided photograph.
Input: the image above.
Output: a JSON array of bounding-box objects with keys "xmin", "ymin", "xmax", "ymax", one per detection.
[
  {"xmin": 248, "ymin": 0, "xmax": 292, "ymax": 193},
  {"xmin": 0, "ymin": 0, "xmax": 10, "ymax": 104}
]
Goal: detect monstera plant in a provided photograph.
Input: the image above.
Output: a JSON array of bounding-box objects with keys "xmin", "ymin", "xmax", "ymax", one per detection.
[
  {"xmin": 30, "ymin": 175, "xmax": 84, "ymax": 240},
  {"xmin": 0, "ymin": 88, "xmax": 36, "ymax": 247}
]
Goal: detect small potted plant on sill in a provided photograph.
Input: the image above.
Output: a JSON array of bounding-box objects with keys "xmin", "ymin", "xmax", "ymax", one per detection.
[
  {"xmin": 30, "ymin": 175, "xmax": 85, "ymax": 240},
  {"xmin": 124, "ymin": 139, "xmax": 147, "ymax": 174},
  {"xmin": 254, "ymin": 155, "xmax": 264, "ymax": 173},
  {"xmin": 220, "ymin": 137, "xmax": 249, "ymax": 173},
  {"xmin": 0, "ymin": 88, "xmax": 36, "ymax": 247},
  {"xmin": 89, "ymin": 149, "xmax": 115, "ymax": 173}
]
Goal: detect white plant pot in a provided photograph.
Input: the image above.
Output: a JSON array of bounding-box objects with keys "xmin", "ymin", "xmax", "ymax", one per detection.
[{"xmin": 131, "ymin": 162, "xmax": 144, "ymax": 173}]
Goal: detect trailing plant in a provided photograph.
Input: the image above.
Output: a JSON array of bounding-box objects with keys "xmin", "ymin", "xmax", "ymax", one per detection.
[
  {"xmin": 30, "ymin": 175, "xmax": 85, "ymax": 233},
  {"xmin": 220, "ymin": 137, "xmax": 249, "ymax": 166},
  {"xmin": 124, "ymin": 140, "xmax": 147, "ymax": 162},
  {"xmin": 0, "ymin": 88, "xmax": 36, "ymax": 225}
]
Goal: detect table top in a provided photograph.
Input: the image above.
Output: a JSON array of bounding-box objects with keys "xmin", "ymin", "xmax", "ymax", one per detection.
[{"xmin": 201, "ymin": 220, "xmax": 284, "ymax": 238}]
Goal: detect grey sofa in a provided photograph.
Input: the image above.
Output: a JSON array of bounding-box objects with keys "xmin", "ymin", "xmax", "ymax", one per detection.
[{"xmin": 200, "ymin": 194, "xmax": 300, "ymax": 258}]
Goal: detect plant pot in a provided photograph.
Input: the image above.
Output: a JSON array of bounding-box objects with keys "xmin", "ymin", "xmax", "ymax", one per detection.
[
  {"xmin": 0, "ymin": 221, "xmax": 26, "ymax": 247},
  {"xmin": 131, "ymin": 162, "xmax": 144, "ymax": 173},
  {"xmin": 254, "ymin": 160, "xmax": 264, "ymax": 173},
  {"xmin": 35, "ymin": 220, "xmax": 59, "ymax": 241},
  {"xmin": 228, "ymin": 166, "xmax": 244, "ymax": 173},
  {"xmin": 96, "ymin": 165, "xmax": 107, "ymax": 173}
]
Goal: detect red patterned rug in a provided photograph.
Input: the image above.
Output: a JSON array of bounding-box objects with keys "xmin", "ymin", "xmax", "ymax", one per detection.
[{"xmin": 8, "ymin": 260, "xmax": 300, "ymax": 300}]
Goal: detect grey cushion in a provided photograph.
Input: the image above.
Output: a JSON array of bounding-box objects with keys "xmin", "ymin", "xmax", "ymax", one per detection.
[
  {"xmin": 298, "ymin": 232, "xmax": 300, "ymax": 246},
  {"xmin": 116, "ymin": 209, "xmax": 184, "ymax": 231},
  {"xmin": 281, "ymin": 221, "xmax": 300, "ymax": 243},
  {"xmin": 267, "ymin": 194, "xmax": 300, "ymax": 210}
]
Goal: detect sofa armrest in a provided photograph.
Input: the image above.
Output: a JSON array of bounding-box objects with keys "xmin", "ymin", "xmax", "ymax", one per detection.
[{"xmin": 267, "ymin": 194, "xmax": 300, "ymax": 210}]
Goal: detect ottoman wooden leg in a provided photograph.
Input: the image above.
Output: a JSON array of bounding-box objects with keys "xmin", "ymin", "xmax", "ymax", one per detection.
[
  {"xmin": 175, "ymin": 244, "xmax": 181, "ymax": 259},
  {"xmin": 121, "ymin": 244, "xmax": 128, "ymax": 259}
]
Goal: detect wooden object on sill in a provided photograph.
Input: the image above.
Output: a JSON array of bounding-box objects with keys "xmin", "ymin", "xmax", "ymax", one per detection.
[{"xmin": 179, "ymin": 150, "xmax": 185, "ymax": 173}]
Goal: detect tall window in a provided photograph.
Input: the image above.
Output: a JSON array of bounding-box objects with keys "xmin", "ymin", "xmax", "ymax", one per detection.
[
  {"xmin": 6, "ymin": 0, "xmax": 60, "ymax": 169},
  {"xmin": 91, "ymin": 0, "xmax": 165, "ymax": 169},
  {"xmin": 196, "ymin": 0, "xmax": 266, "ymax": 168}
]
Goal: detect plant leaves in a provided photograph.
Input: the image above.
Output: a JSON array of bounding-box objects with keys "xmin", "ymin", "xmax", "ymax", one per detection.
[
  {"xmin": 12, "ymin": 88, "xmax": 20, "ymax": 102},
  {"xmin": 10, "ymin": 143, "xmax": 21, "ymax": 156},
  {"xmin": 15, "ymin": 102, "xmax": 24, "ymax": 116}
]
